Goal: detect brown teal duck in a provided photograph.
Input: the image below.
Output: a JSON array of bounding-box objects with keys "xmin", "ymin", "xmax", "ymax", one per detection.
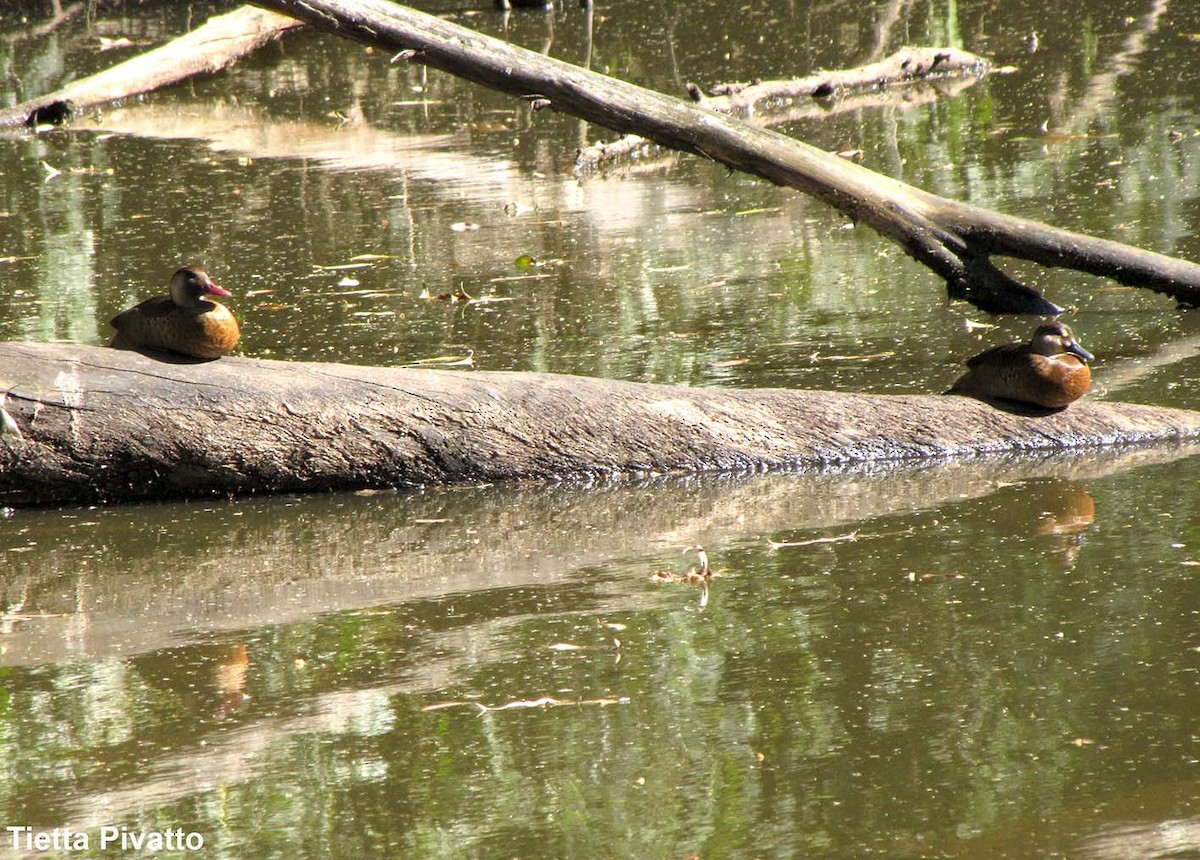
[
  {"xmin": 110, "ymin": 266, "xmax": 239, "ymax": 360},
  {"xmin": 946, "ymin": 321, "xmax": 1093, "ymax": 409}
]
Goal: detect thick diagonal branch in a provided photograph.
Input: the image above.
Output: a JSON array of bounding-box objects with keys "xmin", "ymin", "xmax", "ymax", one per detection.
[{"xmin": 245, "ymin": 0, "xmax": 1200, "ymax": 315}]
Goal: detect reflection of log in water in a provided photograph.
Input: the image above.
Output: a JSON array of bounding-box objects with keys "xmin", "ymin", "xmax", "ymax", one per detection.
[
  {"xmin": 75, "ymin": 103, "xmax": 488, "ymax": 182},
  {"xmin": 0, "ymin": 442, "xmax": 1191, "ymax": 668},
  {"xmin": 4, "ymin": 341, "xmax": 1200, "ymax": 509}
]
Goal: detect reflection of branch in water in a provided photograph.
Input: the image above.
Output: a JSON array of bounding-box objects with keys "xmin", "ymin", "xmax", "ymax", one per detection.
[
  {"xmin": 0, "ymin": 2, "xmax": 83, "ymax": 47},
  {"xmin": 1092, "ymin": 332, "xmax": 1200, "ymax": 396},
  {"xmin": 1049, "ymin": 0, "xmax": 1169, "ymax": 136},
  {"xmin": 867, "ymin": 0, "xmax": 917, "ymax": 62}
]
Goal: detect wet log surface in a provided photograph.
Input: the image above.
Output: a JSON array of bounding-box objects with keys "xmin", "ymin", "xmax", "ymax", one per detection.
[{"xmin": 3, "ymin": 342, "xmax": 1199, "ymax": 507}]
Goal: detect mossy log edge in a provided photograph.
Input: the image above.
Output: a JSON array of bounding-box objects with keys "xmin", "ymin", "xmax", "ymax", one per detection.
[{"xmin": 2, "ymin": 342, "xmax": 1200, "ymax": 507}]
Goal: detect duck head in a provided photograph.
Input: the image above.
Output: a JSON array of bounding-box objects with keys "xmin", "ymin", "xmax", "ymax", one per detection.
[
  {"xmin": 169, "ymin": 266, "xmax": 231, "ymax": 307},
  {"xmin": 1031, "ymin": 321, "xmax": 1093, "ymax": 363}
]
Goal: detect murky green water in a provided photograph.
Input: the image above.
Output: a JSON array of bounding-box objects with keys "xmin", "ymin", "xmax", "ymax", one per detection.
[{"xmin": 3, "ymin": 0, "xmax": 1200, "ymax": 857}]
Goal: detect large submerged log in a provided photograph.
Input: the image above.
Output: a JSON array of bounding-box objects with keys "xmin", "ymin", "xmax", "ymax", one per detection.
[{"xmin": 2, "ymin": 342, "xmax": 1199, "ymax": 507}]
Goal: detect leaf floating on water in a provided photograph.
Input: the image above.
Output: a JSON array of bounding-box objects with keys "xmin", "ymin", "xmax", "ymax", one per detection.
[
  {"xmin": 708, "ymin": 358, "xmax": 751, "ymax": 368},
  {"xmin": 733, "ymin": 207, "xmax": 782, "ymax": 216},
  {"xmin": 1072, "ymin": 737, "xmax": 1096, "ymax": 747},
  {"xmin": 350, "ymin": 253, "xmax": 396, "ymax": 262},
  {"xmin": 244, "ymin": 289, "xmax": 275, "ymax": 298},
  {"xmin": 964, "ymin": 318, "xmax": 998, "ymax": 331},
  {"xmin": 338, "ymin": 277, "xmax": 361, "ymax": 288},
  {"xmin": 515, "ymin": 254, "xmax": 536, "ymax": 269},
  {"xmin": 404, "ymin": 349, "xmax": 475, "ymax": 368},
  {"xmin": 548, "ymin": 643, "xmax": 584, "ymax": 651},
  {"xmin": 450, "ymin": 221, "xmax": 481, "ymax": 232}
]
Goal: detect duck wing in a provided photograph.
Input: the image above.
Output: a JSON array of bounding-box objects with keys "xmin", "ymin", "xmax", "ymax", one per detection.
[
  {"xmin": 962, "ymin": 342, "xmax": 1024, "ymax": 369},
  {"xmin": 110, "ymin": 295, "xmax": 176, "ymax": 330}
]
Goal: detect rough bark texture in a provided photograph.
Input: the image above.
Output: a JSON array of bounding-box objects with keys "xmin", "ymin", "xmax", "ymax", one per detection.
[
  {"xmin": 3, "ymin": 342, "xmax": 1199, "ymax": 507},
  {"xmin": 242, "ymin": 0, "xmax": 1200, "ymax": 315},
  {"xmin": 0, "ymin": 6, "xmax": 303, "ymax": 128}
]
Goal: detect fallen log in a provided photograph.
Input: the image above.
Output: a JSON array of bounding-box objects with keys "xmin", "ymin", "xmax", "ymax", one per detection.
[
  {"xmin": 0, "ymin": 5, "xmax": 304, "ymax": 128},
  {"xmin": 577, "ymin": 47, "xmax": 989, "ymax": 167},
  {"xmin": 699, "ymin": 47, "xmax": 987, "ymax": 110},
  {"xmin": 244, "ymin": 0, "xmax": 1200, "ymax": 315},
  {"xmin": 2, "ymin": 342, "xmax": 1199, "ymax": 507}
]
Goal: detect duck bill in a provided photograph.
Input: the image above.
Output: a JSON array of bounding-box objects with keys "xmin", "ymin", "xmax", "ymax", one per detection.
[
  {"xmin": 1068, "ymin": 342, "xmax": 1094, "ymax": 363},
  {"xmin": 204, "ymin": 281, "xmax": 232, "ymax": 297}
]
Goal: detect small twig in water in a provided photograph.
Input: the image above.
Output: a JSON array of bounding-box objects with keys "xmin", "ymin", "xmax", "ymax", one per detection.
[{"xmin": 421, "ymin": 696, "xmax": 630, "ymax": 714}]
